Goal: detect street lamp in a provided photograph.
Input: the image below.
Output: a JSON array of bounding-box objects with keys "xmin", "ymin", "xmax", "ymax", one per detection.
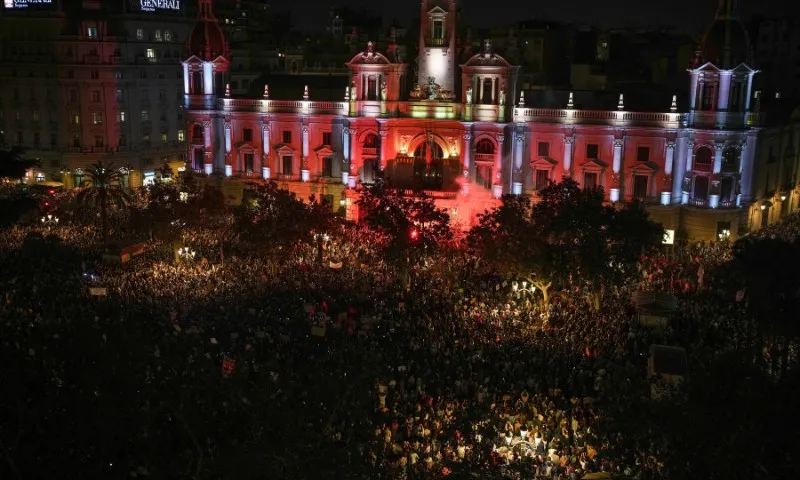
[
  {"xmin": 717, "ymin": 229, "xmax": 730, "ymax": 241},
  {"xmin": 511, "ymin": 280, "xmax": 536, "ymax": 298},
  {"xmin": 177, "ymin": 246, "xmax": 196, "ymax": 262},
  {"xmin": 40, "ymin": 214, "xmax": 59, "ymax": 226}
]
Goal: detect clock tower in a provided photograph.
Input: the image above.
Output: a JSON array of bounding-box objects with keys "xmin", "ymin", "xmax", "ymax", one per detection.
[{"xmin": 417, "ymin": 0, "xmax": 457, "ymax": 95}]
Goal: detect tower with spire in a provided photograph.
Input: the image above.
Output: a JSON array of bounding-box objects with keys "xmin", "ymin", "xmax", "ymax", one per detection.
[
  {"xmin": 183, "ymin": 0, "xmax": 230, "ymax": 174},
  {"xmin": 417, "ymin": 0, "xmax": 458, "ymax": 95},
  {"xmin": 687, "ymin": 0, "xmax": 757, "ymax": 126}
]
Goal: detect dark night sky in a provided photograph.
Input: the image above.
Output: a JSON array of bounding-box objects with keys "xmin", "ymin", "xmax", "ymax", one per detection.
[{"xmin": 286, "ymin": 0, "xmax": 796, "ymax": 33}]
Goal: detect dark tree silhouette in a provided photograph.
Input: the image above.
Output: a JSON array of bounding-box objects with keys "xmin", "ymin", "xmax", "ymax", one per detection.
[{"xmin": 0, "ymin": 147, "xmax": 39, "ymax": 180}]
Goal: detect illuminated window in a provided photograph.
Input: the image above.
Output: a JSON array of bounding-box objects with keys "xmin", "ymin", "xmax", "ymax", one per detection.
[
  {"xmin": 146, "ymin": 49, "xmax": 157, "ymax": 61},
  {"xmin": 154, "ymin": 30, "xmax": 162, "ymax": 42},
  {"xmin": 92, "ymin": 112, "xmax": 103, "ymax": 125},
  {"xmin": 136, "ymin": 28, "xmax": 144, "ymax": 40},
  {"xmin": 116, "ymin": 89, "xmax": 124, "ymax": 101},
  {"xmin": 87, "ymin": 27, "xmax": 98, "ymax": 39},
  {"xmin": 141, "ymin": 110, "xmax": 149, "ymax": 121},
  {"xmin": 117, "ymin": 111, "xmax": 126, "ymax": 123},
  {"xmin": 72, "ymin": 112, "xmax": 80, "ymax": 125},
  {"xmin": 161, "ymin": 131, "xmax": 168, "ymax": 144},
  {"xmin": 177, "ymin": 130, "xmax": 185, "ymax": 141},
  {"xmin": 164, "ymin": 30, "xmax": 172, "ymax": 42}
]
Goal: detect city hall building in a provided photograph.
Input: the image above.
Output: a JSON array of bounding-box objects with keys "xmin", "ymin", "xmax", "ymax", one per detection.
[{"xmin": 184, "ymin": 0, "xmax": 761, "ymax": 240}]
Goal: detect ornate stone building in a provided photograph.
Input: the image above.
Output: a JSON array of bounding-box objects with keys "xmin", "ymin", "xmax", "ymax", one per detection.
[{"xmin": 185, "ymin": 0, "xmax": 762, "ymax": 240}]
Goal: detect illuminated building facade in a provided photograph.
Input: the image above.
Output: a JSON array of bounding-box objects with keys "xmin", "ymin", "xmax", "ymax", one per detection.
[
  {"xmin": 0, "ymin": 0, "xmax": 191, "ymax": 187},
  {"xmin": 185, "ymin": 0, "xmax": 762, "ymax": 240}
]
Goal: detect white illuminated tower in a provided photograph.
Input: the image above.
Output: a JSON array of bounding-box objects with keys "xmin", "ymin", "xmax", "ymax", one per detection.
[{"xmin": 417, "ymin": 0, "xmax": 457, "ymax": 95}]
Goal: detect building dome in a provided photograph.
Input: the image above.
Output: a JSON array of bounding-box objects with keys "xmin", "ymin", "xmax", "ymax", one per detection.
[
  {"xmin": 185, "ymin": 0, "xmax": 229, "ymax": 62},
  {"xmin": 463, "ymin": 40, "xmax": 511, "ymax": 68},
  {"xmin": 696, "ymin": 1, "xmax": 753, "ymax": 69}
]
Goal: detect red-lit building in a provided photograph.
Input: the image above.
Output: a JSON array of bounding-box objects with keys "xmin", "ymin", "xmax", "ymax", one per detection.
[{"xmin": 185, "ymin": 0, "xmax": 762, "ymax": 240}]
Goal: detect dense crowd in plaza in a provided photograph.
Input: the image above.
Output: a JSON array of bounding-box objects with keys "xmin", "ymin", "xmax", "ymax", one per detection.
[{"xmin": 1, "ymin": 183, "xmax": 798, "ymax": 479}]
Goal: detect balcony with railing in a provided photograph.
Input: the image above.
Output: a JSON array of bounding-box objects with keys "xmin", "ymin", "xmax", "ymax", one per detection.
[
  {"xmin": 219, "ymin": 98, "xmax": 349, "ymax": 116},
  {"xmin": 685, "ymin": 111, "xmax": 761, "ymax": 129},
  {"xmin": 513, "ymin": 108, "xmax": 684, "ymax": 128}
]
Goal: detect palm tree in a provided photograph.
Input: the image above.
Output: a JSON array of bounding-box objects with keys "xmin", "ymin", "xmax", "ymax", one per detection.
[{"xmin": 75, "ymin": 161, "xmax": 132, "ymax": 241}]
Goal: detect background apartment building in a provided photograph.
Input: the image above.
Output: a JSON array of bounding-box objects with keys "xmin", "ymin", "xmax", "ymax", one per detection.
[{"xmin": 0, "ymin": 0, "xmax": 191, "ymax": 187}]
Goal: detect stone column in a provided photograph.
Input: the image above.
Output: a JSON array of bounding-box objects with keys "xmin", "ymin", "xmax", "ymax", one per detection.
[
  {"xmin": 182, "ymin": 63, "xmax": 190, "ymax": 95},
  {"xmin": 512, "ymin": 131, "xmax": 524, "ymax": 195},
  {"xmin": 261, "ymin": 123, "xmax": 271, "ymax": 179},
  {"xmin": 345, "ymin": 127, "xmax": 357, "ymax": 187},
  {"xmin": 682, "ymin": 141, "xmax": 695, "ymax": 204},
  {"xmin": 203, "ymin": 62, "xmax": 214, "ymax": 95},
  {"xmin": 224, "ymin": 120, "xmax": 232, "ymax": 177},
  {"xmin": 717, "ymin": 71, "xmax": 732, "ymax": 111},
  {"xmin": 203, "ymin": 120, "xmax": 213, "ymax": 175},
  {"xmin": 610, "ymin": 138, "xmax": 623, "ymax": 202},
  {"xmin": 493, "ymin": 134, "xmax": 504, "ymax": 198},
  {"xmin": 301, "ymin": 125, "xmax": 310, "ymax": 182},
  {"xmin": 378, "ymin": 125, "xmax": 388, "ymax": 169},
  {"xmin": 661, "ymin": 140, "xmax": 675, "ymax": 205},
  {"xmin": 713, "ymin": 143, "xmax": 724, "ymax": 174},
  {"xmin": 745, "ymin": 73, "xmax": 754, "ymax": 111},
  {"xmin": 563, "ymin": 135, "xmax": 574, "ymax": 176},
  {"xmin": 461, "ymin": 131, "xmax": 473, "ymax": 196},
  {"xmin": 462, "ymin": 132, "xmax": 472, "ymax": 175}
]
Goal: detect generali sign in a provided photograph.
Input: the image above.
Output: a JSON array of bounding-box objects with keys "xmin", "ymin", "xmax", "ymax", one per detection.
[{"xmin": 140, "ymin": 0, "xmax": 180, "ymax": 12}]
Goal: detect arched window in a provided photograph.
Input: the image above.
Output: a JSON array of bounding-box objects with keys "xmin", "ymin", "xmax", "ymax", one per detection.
[
  {"xmin": 413, "ymin": 141, "xmax": 443, "ymax": 159},
  {"xmin": 475, "ymin": 138, "xmax": 495, "ymax": 155},
  {"xmin": 694, "ymin": 146, "xmax": 713, "ymax": 172},
  {"xmin": 363, "ymin": 133, "xmax": 379, "ymax": 149}
]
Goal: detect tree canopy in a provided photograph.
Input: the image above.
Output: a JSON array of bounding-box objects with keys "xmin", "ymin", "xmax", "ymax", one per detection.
[
  {"xmin": 234, "ymin": 181, "xmax": 335, "ymax": 247},
  {"xmin": 468, "ymin": 178, "xmax": 664, "ymax": 306},
  {"xmin": 356, "ymin": 182, "xmax": 452, "ymax": 266}
]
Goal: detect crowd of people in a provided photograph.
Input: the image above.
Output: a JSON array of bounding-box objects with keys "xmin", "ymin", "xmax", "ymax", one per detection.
[{"xmin": 2, "ymin": 202, "xmax": 797, "ymax": 479}]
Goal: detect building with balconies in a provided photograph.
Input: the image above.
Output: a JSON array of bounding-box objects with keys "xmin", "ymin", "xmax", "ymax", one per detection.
[
  {"xmin": 184, "ymin": 0, "xmax": 763, "ymax": 240},
  {"xmin": 0, "ymin": 0, "xmax": 191, "ymax": 188}
]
